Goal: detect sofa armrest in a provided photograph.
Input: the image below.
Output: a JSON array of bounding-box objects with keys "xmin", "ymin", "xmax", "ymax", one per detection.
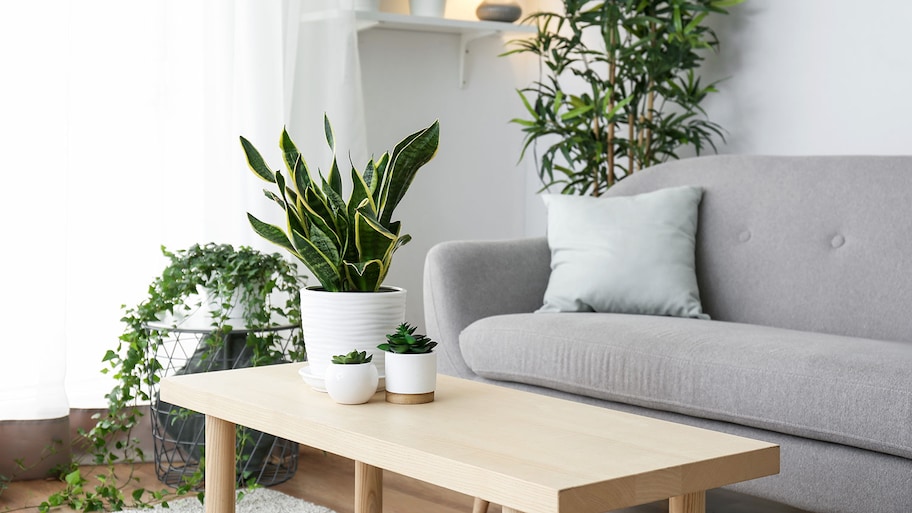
[{"xmin": 423, "ymin": 237, "xmax": 551, "ymax": 378}]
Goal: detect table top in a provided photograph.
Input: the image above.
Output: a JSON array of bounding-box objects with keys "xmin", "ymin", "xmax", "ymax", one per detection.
[{"xmin": 160, "ymin": 362, "xmax": 778, "ymax": 513}]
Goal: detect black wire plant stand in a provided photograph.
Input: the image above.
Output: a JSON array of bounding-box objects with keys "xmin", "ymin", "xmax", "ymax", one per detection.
[{"xmin": 145, "ymin": 322, "xmax": 302, "ymax": 489}]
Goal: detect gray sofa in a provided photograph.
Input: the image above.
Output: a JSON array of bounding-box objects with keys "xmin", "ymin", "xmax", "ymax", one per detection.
[{"xmin": 423, "ymin": 155, "xmax": 912, "ymax": 513}]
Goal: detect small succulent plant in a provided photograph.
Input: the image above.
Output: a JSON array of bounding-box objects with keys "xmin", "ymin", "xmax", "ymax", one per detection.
[
  {"xmin": 378, "ymin": 323, "xmax": 438, "ymax": 354},
  {"xmin": 331, "ymin": 350, "xmax": 373, "ymax": 364}
]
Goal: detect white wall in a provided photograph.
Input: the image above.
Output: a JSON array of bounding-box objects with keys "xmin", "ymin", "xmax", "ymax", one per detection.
[
  {"xmin": 702, "ymin": 1, "xmax": 912, "ymax": 155},
  {"xmin": 353, "ymin": 2, "xmax": 545, "ymax": 328}
]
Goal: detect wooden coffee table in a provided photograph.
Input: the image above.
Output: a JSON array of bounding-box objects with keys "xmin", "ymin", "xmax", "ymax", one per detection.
[{"xmin": 160, "ymin": 362, "xmax": 778, "ymax": 513}]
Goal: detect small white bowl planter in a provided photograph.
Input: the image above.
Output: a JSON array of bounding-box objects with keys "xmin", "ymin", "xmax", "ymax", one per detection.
[
  {"xmin": 383, "ymin": 351, "xmax": 437, "ymax": 404},
  {"xmin": 324, "ymin": 362, "xmax": 380, "ymax": 405}
]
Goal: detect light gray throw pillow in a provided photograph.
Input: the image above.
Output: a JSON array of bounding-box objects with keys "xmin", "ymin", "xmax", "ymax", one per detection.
[{"xmin": 538, "ymin": 186, "xmax": 709, "ymax": 319}]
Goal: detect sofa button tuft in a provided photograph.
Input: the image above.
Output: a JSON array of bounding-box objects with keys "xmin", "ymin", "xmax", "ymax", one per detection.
[
  {"xmin": 738, "ymin": 230, "xmax": 751, "ymax": 243},
  {"xmin": 831, "ymin": 234, "xmax": 845, "ymax": 248}
]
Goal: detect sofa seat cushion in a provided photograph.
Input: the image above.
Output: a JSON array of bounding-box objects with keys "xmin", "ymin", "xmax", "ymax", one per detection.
[{"xmin": 460, "ymin": 313, "xmax": 912, "ymax": 459}]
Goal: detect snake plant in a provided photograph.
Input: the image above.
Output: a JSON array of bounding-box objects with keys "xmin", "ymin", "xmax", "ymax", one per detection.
[{"xmin": 241, "ymin": 115, "xmax": 440, "ymax": 292}]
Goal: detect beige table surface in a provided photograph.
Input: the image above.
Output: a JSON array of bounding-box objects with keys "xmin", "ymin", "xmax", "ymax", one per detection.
[{"xmin": 160, "ymin": 362, "xmax": 778, "ymax": 513}]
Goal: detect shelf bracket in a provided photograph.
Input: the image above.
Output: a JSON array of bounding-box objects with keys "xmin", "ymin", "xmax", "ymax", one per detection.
[{"xmin": 459, "ymin": 30, "xmax": 496, "ymax": 89}]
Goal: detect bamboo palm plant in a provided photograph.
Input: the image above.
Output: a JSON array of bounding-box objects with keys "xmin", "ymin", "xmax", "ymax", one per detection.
[
  {"xmin": 241, "ymin": 116, "xmax": 440, "ymax": 292},
  {"xmin": 506, "ymin": 0, "xmax": 744, "ymax": 196}
]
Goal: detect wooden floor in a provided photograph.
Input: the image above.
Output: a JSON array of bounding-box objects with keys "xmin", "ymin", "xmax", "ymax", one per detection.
[{"xmin": 1, "ymin": 445, "xmax": 809, "ymax": 513}]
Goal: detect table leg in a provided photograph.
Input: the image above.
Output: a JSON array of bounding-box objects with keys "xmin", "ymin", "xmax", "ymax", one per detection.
[
  {"xmin": 205, "ymin": 415, "xmax": 236, "ymax": 513},
  {"xmin": 355, "ymin": 460, "xmax": 382, "ymax": 513},
  {"xmin": 472, "ymin": 498, "xmax": 490, "ymax": 513},
  {"xmin": 669, "ymin": 491, "xmax": 706, "ymax": 513}
]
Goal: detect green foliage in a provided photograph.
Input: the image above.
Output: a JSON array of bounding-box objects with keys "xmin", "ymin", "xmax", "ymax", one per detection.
[
  {"xmin": 377, "ymin": 323, "xmax": 438, "ymax": 354},
  {"xmin": 241, "ymin": 115, "xmax": 440, "ymax": 292},
  {"xmin": 331, "ymin": 350, "xmax": 374, "ymax": 364},
  {"xmin": 8, "ymin": 243, "xmax": 306, "ymax": 511},
  {"xmin": 505, "ymin": 0, "xmax": 744, "ymax": 196}
]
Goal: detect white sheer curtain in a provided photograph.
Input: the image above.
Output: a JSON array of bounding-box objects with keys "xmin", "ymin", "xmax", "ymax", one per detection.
[
  {"xmin": 0, "ymin": 0, "xmax": 348, "ymax": 422},
  {"xmin": 290, "ymin": 0, "xmax": 368, "ymax": 187}
]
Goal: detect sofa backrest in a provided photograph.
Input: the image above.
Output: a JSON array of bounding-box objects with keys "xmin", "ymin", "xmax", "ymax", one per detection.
[{"xmin": 607, "ymin": 154, "xmax": 912, "ymax": 343}]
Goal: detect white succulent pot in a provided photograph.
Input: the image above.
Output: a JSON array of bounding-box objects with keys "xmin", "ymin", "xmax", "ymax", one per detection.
[
  {"xmin": 324, "ymin": 362, "xmax": 380, "ymax": 405},
  {"xmin": 298, "ymin": 286, "xmax": 406, "ymax": 392},
  {"xmin": 409, "ymin": 0, "xmax": 446, "ymax": 17},
  {"xmin": 384, "ymin": 351, "xmax": 437, "ymax": 404}
]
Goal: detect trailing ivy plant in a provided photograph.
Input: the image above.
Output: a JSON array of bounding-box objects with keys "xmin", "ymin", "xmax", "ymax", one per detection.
[
  {"xmin": 505, "ymin": 0, "xmax": 744, "ymax": 196},
  {"xmin": 18, "ymin": 243, "xmax": 306, "ymax": 512}
]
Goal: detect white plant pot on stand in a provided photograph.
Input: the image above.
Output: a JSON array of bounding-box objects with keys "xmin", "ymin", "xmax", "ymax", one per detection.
[
  {"xmin": 384, "ymin": 351, "xmax": 437, "ymax": 404},
  {"xmin": 297, "ymin": 286, "xmax": 406, "ymax": 391}
]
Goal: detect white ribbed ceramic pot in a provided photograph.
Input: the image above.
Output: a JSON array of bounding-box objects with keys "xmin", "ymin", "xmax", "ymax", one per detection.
[{"xmin": 299, "ymin": 286, "xmax": 405, "ymax": 391}]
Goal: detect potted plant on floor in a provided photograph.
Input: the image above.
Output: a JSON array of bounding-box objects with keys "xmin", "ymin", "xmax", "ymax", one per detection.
[
  {"xmin": 240, "ymin": 115, "xmax": 439, "ymax": 391},
  {"xmin": 107, "ymin": 243, "xmax": 306, "ymax": 487},
  {"xmin": 36, "ymin": 243, "xmax": 306, "ymax": 511},
  {"xmin": 378, "ymin": 323, "xmax": 438, "ymax": 404},
  {"xmin": 324, "ymin": 350, "xmax": 380, "ymax": 405}
]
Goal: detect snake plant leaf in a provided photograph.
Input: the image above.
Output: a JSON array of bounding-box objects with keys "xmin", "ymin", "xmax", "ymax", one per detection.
[
  {"xmin": 349, "ymin": 170, "xmax": 377, "ymax": 223},
  {"xmin": 274, "ymin": 171, "xmax": 307, "ymax": 237},
  {"xmin": 371, "ymin": 153, "xmax": 390, "ymax": 206},
  {"xmin": 343, "ymin": 259, "xmax": 384, "ymax": 292},
  {"xmin": 263, "ymin": 190, "xmax": 285, "ymax": 209},
  {"xmin": 321, "ymin": 178, "xmax": 350, "ymax": 250},
  {"xmin": 323, "ymin": 116, "xmax": 343, "ymax": 197},
  {"xmin": 362, "ymin": 160, "xmax": 376, "ymax": 190},
  {"xmin": 291, "ymin": 153, "xmax": 311, "ymax": 194},
  {"xmin": 378, "ymin": 120, "xmax": 439, "ymax": 225},
  {"xmin": 292, "ymin": 223, "xmax": 343, "ymax": 292},
  {"xmin": 280, "ymin": 127, "xmax": 301, "ymax": 175},
  {"xmin": 392, "ymin": 233, "xmax": 411, "ymax": 254},
  {"xmin": 247, "ymin": 213, "xmax": 296, "ymax": 254},
  {"xmin": 304, "ymin": 222, "xmax": 341, "ymax": 268},
  {"xmin": 240, "ymin": 136, "xmax": 276, "ymax": 183},
  {"xmin": 323, "ymin": 113, "xmax": 334, "ymax": 151},
  {"xmin": 327, "ymin": 155, "xmax": 343, "ymax": 198},
  {"xmin": 386, "ymin": 220, "xmax": 402, "ymax": 237},
  {"xmin": 300, "ymin": 188, "xmax": 340, "ymax": 249},
  {"xmin": 274, "ymin": 171, "xmax": 296, "ymax": 228},
  {"xmin": 354, "ymin": 206, "xmax": 397, "ymax": 261}
]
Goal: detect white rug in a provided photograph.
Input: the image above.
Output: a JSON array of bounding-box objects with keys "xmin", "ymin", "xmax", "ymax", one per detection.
[{"xmin": 120, "ymin": 487, "xmax": 337, "ymax": 513}]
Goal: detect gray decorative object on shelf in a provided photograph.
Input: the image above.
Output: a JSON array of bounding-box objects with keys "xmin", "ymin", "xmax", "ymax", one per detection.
[{"xmin": 476, "ymin": 1, "xmax": 522, "ymax": 23}]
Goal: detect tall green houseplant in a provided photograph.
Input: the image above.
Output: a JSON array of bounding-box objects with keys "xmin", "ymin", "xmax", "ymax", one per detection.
[
  {"xmin": 507, "ymin": 0, "xmax": 743, "ymax": 196},
  {"xmin": 241, "ymin": 116, "xmax": 440, "ymax": 292}
]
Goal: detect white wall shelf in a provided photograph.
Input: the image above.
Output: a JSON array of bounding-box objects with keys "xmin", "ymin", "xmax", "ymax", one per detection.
[
  {"xmin": 356, "ymin": 12, "xmax": 535, "ymax": 88},
  {"xmin": 301, "ymin": 10, "xmax": 535, "ymax": 88}
]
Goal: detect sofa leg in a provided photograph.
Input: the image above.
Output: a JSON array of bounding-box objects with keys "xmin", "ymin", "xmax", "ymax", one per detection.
[
  {"xmin": 472, "ymin": 498, "xmax": 489, "ymax": 513},
  {"xmin": 669, "ymin": 491, "xmax": 706, "ymax": 513}
]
